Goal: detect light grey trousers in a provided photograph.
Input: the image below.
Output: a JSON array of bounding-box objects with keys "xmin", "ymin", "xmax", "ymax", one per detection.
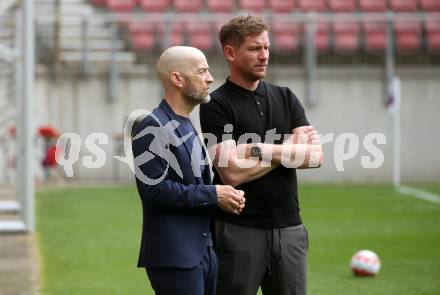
[{"xmin": 215, "ymin": 222, "xmax": 308, "ymax": 295}]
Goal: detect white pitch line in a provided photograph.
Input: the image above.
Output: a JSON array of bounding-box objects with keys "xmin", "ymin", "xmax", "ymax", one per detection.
[{"xmin": 396, "ymin": 185, "xmax": 440, "ymax": 204}]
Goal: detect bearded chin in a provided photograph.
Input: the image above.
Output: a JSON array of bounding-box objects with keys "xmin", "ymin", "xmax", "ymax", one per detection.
[
  {"xmin": 184, "ymin": 92, "xmax": 211, "ymax": 105},
  {"xmin": 201, "ymin": 94, "xmax": 211, "ymax": 104},
  {"xmin": 252, "ymin": 71, "xmax": 265, "ymax": 81}
]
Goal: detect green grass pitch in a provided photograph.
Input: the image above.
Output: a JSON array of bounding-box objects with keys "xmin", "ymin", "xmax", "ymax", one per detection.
[{"xmin": 36, "ymin": 184, "xmax": 440, "ymax": 295}]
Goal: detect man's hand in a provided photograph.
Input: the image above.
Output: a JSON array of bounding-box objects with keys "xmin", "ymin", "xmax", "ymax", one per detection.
[
  {"xmin": 216, "ymin": 185, "xmax": 246, "ymax": 215},
  {"xmin": 284, "ymin": 126, "xmax": 323, "ymax": 168},
  {"xmin": 289, "ymin": 126, "xmax": 320, "ymax": 145}
]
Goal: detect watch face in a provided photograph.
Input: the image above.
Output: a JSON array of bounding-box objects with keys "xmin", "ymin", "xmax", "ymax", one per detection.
[{"xmin": 252, "ymin": 145, "xmax": 262, "ymax": 158}]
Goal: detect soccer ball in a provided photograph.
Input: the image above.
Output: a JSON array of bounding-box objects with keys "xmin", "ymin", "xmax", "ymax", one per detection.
[{"xmin": 350, "ymin": 250, "xmax": 381, "ymax": 276}]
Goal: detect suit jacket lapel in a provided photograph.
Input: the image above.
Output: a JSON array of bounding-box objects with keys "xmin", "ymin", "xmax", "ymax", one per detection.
[
  {"xmin": 195, "ymin": 131, "xmax": 212, "ymax": 185},
  {"xmin": 158, "ymin": 101, "xmax": 202, "ymax": 184},
  {"xmin": 159, "ymin": 101, "xmax": 193, "ymax": 158}
]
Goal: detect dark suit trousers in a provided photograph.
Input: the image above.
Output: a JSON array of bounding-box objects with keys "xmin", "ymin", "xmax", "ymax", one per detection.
[{"xmin": 146, "ymin": 246, "xmax": 218, "ymax": 295}]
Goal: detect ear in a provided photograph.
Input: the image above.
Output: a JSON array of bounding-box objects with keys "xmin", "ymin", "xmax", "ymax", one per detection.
[
  {"xmin": 223, "ymin": 45, "xmax": 235, "ymax": 63},
  {"xmin": 170, "ymin": 71, "xmax": 184, "ymax": 88}
]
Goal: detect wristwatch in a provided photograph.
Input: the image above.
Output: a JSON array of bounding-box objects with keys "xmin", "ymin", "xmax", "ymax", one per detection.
[{"xmin": 250, "ymin": 144, "xmax": 262, "ymax": 160}]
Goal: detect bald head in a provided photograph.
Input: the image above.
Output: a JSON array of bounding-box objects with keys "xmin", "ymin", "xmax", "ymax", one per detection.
[{"xmin": 156, "ymin": 46, "xmax": 206, "ymax": 87}]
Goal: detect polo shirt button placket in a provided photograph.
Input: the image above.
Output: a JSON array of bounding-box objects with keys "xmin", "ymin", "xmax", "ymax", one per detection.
[{"xmin": 254, "ymin": 96, "xmax": 263, "ymax": 117}]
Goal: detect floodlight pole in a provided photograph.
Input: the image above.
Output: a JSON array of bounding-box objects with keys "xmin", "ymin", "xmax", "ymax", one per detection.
[
  {"xmin": 21, "ymin": 0, "xmax": 35, "ymax": 232},
  {"xmin": 392, "ymin": 76, "xmax": 401, "ymax": 187}
]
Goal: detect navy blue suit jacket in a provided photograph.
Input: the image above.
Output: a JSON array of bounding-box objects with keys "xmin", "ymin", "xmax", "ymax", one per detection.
[{"xmin": 132, "ymin": 100, "xmax": 217, "ymax": 269}]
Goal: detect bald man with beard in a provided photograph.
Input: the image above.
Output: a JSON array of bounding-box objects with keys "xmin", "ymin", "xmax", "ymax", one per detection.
[{"xmin": 132, "ymin": 46, "xmax": 246, "ymax": 295}]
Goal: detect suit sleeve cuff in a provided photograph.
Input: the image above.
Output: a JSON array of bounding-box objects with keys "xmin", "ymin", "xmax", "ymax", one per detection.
[{"xmin": 193, "ymin": 185, "xmax": 218, "ymax": 208}]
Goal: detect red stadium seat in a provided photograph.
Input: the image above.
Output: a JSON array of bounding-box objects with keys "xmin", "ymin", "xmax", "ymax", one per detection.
[
  {"xmin": 174, "ymin": 0, "xmax": 204, "ymax": 12},
  {"xmin": 298, "ymin": 0, "xmax": 327, "ymax": 11},
  {"xmin": 420, "ymin": 0, "xmax": 440, "ymax": 11},
  {"xmin": 272, "ymin": 21, "xmax": 301, "ymax": 52},
  {"xmin": 106, "ymin": 0, "xmax": 136, "ymax": 12},
  {"xmin": 359, "ymin": 0, "xmax": 387, "ymax": 11},
  {"xmin": 362, "ymin": 21, "xmax": 388, "ymax": 53},
  {"xmin": 316, "ymin": 22, "xmax": 330, "ymax": 52},
  {"xmin": 115, "ymin": 13, "xmax": 131, "ymax": 29},
  {"xmin": 207, "ymin": 0, "xmax": 235, "ymax": 12},
  {"xmin": 131, "ymin": 33, "xmax": 156, "ymax": 51},
  {"xmin": 90, "ymin": 0, "xmax": 106, "ymax": 7},
  {"xmin": 128, "ymin": 21, "xmax": 156, "ymax": 34},
  {"xmin": 333, "ymin": 21, "xmax": 360, "ymax": 54},
  {"xmin": 139, "ymin": 0, "xmax": 171, "ymax": 12},
  {"xmin": 239, "ymin": 0, "xmax": 267, "ymax": 12},
  {"xmin": 268, "ymin": 0, "xmax": 296, "ymax": 12},
  {"xmin": 328, "ymin": 0, "xmax": 357, "ymax": 11},
  {"xmin": 394, "ymin": 20, "xmax": 421, "ymax": 53},
  {"xmin": 170, "ymin": 22, "xmax": 184, "ymax": 46},
  {"xmin": 389, "ymin": 0, "xmax": 418, "ymax": 11},
  {"xmin": 129, "ymin": 21, "xmax": 156, "ymax": 51},
  {"xmin": 186, "ymin": 23, "xmax": 213, "ymax": 51},
  {"xmin": 304, "ymin": 22, "xmax": 330, "ymax": 52},
  {"xmin": 425, "ymin": 18, "xmax": 440, "ymax": 52}
]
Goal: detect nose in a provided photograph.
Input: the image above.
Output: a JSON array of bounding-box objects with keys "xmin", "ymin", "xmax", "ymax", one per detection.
[
  {"xmin": 206, "ymin": 71, "xmax": 214, "ymax": 84},
  {"xmin": 259, "ymin": 49, "xmax": 269, "ymax": 61}
]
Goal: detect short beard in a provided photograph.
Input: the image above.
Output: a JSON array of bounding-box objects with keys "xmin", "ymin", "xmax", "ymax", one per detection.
[
  {"xmin": 183, "ymin": 92, "xmax": 210, "ymax": 106},
  {"xmin": 183, "ymin": 86, "xmax": 210, "ymax": 105},
  {"xmin": 184, "ymin": 94, "xmax": 211, "ymax": 105},
  {"xmin": 249, "ymin": 71, "xmax": 266, "ymax": 81},
  {"xmin": 240, "ymin": 70, "xmax": 265, "ymax": 84}
]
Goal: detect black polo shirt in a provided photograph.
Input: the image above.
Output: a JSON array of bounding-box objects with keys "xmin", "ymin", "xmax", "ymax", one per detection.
[{"xmin": 200, "ymin": 79, "xmax": 310, "ymax": 228}]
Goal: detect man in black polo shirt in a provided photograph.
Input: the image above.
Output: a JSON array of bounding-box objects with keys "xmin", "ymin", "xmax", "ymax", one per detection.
[{"xmin": 199, "ymin": 15, "xmax": 323, "ymax": 295}]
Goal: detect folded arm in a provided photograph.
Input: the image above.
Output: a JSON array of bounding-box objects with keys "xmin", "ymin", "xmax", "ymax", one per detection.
[{"xmin": 211, "ymin": 126, "xmax": 323, "ymax": 187}]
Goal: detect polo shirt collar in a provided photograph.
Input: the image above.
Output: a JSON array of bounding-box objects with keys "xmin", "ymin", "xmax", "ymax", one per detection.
[{"xmin": 225, "ymin": 78, "xmax": 265, "ymax": 98}]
